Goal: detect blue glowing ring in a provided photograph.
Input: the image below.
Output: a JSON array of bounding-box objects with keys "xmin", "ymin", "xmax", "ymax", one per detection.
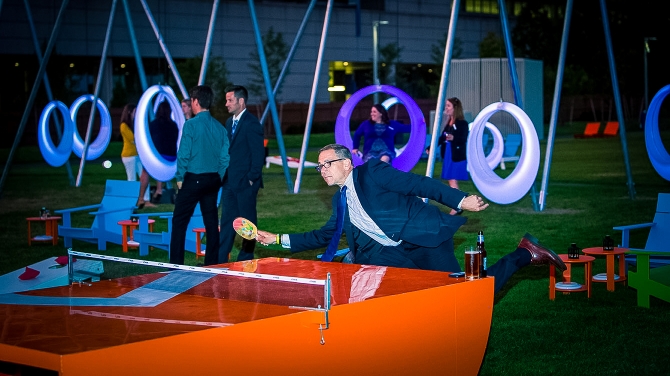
[
  {"xmin": 467, "ymin": 102, "xmax": 540, "ymax": 204},
  {"xmin": 70, "ymin": 95, "xmax": 112, "ymax": 160},
  {"xmin": 38, "ymin": 101, "xmax": 75, "ymax": 167},
  {"xmin": 645, "ymin": 85, "xmax": 670, "ymax": 181},
  {"xmin": 468, "ymin": 121, "xmax": 504, "ymax": 169},
  {"xmin": 335, "ymin": 85, "xmax": 426, "ymax": 172},
  {"xmin": 135, "ymin": 85, "xmax": 185, "ymax": 182}
]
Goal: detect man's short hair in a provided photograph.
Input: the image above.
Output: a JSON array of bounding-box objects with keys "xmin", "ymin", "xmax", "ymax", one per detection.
[
  {"xmin": 225, "ymin": 85, "xmax": 249, "ymax": 103},
  {"xmin": 320, "ymin": 144, "xmax": 352, "ymax": 161},
  {"xmin": 189, "ymin": 85, "xmax": 214, "ymax": 109}
]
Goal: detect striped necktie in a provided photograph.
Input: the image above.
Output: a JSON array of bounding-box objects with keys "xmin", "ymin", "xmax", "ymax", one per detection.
[{"xmin": 232, "ymin": 119, "xmax": 239, "ymax": 136}]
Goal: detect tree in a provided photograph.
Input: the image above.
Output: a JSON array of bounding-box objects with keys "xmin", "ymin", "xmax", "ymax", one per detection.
[
  {"xmin": 174, "ymin": 56, "xmax": 231, "ymax": 120},
  {"xmin": 479, "ymin": 32, "xmax": 506, "ymax": 58},
  {"xmin": 428, "ymin": 33, "xmax": 463, "ymax": 97},
  {"xmin": 379, "ymin": 42, "xmax": 403, "ymax": 85},
  {"xmin": 247, "ymin": 27, "xmax": 289, "ymax": 101}
]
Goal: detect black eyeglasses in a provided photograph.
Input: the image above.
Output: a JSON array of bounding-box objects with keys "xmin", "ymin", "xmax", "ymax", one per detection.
[{"xmin": 315, "ymin": 158, "xmax": 345, "ymax": 172}]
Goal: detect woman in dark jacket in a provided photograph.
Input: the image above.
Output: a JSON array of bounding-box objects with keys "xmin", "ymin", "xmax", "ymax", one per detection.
[{"xmin": 438, "ymin": 97, "xmax": 469, "ymax": 214}]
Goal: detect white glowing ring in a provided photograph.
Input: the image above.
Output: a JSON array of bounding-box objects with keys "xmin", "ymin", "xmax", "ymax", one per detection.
[
  {"xmin": 38, "ymin": 100, "xmax": 75, "ymax": 167},
  {"xmin": 468, "ymin": 121, "xmax": 504, "ymax": 169},
  {"xmin": 645, "ymin": 84, "xmax": 670, "ymax": 181},
  {"xmin": 135, "ymin": 85, "xmax": 185, "ymax": 181},
  {"xmin": 467, "ymin": 102, "xmax": 540, "ymax": 204},
  {"xmin": 69, "ymin": 95, "xmax": 112, "ymax": 160}
]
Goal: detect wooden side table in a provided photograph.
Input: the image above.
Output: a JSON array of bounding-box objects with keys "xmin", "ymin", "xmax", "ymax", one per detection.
[
  {"xmin": 192, "ymin": 227, "xmax": 222, "ymax": 261},
  {"xmin": 549, "ymin": 254, "xmax": 595, "ymax": 300},
  {"xmin": 117, "ymin": 219, "xmax": 155, "ymax": 253},
  {"xmin": 26, "ymin": 216, "xmax": 61, "ymax": 246},
  {"xmin": 193, "ymin": 228, "xmax": 206, "ymax": 260},
  {"xmin": 581, "ymin": 247, "xmax": 628, "ymax": 291}
]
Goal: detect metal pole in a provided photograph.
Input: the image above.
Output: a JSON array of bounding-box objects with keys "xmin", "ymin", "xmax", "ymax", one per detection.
[
  {"xmin": 425, "ymin": 0, "xmax": 460, "ymax": 180},
  {"xmin": 121, "ymin": 0, "xmax": 148, "ymax": 91},
  {"xmin": 498, "ymin": 0, "xmax": 523, "ymax": 108},
  {"xmin": 199, "ymin": 0, "xmax": 220, "ymax": 86},
  {"xmin": 293, "ymin": 0, "xmax": 334, "ymax": 194},
  {"xmin": 643, "ymin": 37, "xmax": 655, "ymax": 111},
  {"xmin": 0, "ymin": 0, "xmax": 70, "ymax": 197},
  {"xmin": 139, "ymin": 0, "xmax": 188, "ymax": 98},
  {"xmin": 259, "ymin": 0, "xmax": 317, "ymax": 125},
  {"xmin": 539, "ymin": 0, "xmax": 573, "ymax": 211},
  {"xmin": 75, "ymin": 0, "xmax": 118, "ymax": 187},
  {"xmin": 373, "ymin": 21, "xmax": 379, "ymax": 104},
  {"xmin": 24, "ymin": 0, "xmax": 75, "ymax": 186},
  {"xmin": 599, "ymin": 0, "xmax": 635, "ymax": 199},
  {"xmin": 644, "ymin": 39, "xmax": 649, "ymax": 111},
  {"xmin": 248, "ymin": 0, "xmax": 294, "ymax": 191}
]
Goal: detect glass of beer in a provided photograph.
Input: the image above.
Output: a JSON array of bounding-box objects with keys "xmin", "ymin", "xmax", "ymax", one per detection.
[{"xmin": 465, "ymin": 246, "xmax": 480, "ymax": 280}]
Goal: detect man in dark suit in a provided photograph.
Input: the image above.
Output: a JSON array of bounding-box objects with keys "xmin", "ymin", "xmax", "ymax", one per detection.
[
  {"xmin": 218, "ymin": 85, "xmax": 265, "ymax": 263},
  {"xmin": 257, "ymin": 143, "xmax": 567, "ymax": 294}
]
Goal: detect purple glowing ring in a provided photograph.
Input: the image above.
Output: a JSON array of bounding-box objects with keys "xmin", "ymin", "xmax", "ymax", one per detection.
[
  {"xmin": 467, "ymin": 102, "xmax": 540, "ymax": 204},
  {"xmin": 645, "ymin": 84, "xmax": 670, "ymax": 181},
  {"xmin": 38, "ymin": 100, "xmax": 75, "ymax": 167},
  {"xmin": 335, "ymin": 85, "xmax": 426, "ymax": 172},
  {"xmin": 70, "ymin": 95, "xmax": 112, "ymax": 160},
  {"xmin": 135, "ymin": 85, "xmax": 185, "ymax": 182}
]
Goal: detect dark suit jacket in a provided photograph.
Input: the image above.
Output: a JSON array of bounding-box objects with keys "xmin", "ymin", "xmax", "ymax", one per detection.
[
  {"xmin": 438, "ymin": 119, "xmax": 469, "ymax": 162},
  {"xmin": 223, "ymin": 110, "xmax": 265, "ymax": 189},
  {"xmin": 289, "ymin": 159, "xmax": 468, "ymax": 254}
]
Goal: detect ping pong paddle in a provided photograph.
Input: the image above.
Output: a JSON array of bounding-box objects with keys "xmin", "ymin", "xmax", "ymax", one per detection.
[{"xmin": 232, "ymin": 217, "xmax": 257, "ymax": 240}]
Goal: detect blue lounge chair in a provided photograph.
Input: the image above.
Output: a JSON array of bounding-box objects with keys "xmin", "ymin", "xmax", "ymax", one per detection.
[
  {"xmin": 133, "ymin": 188, "xmax": 222, "ymax": 257},
  {"xmin": 500, "ymin": 133, "xmax": 522, "ymax": 170},
  {"xmin": 55, "ymin": 180, "xmax": 139, "ymax": 251},
  {"xmin": 613, "ymin": 193, "xmax": 670, "ymax": 307},
  {"xmin": 131, "ymin": 205, "xmax": 207, "ymax": 257}
]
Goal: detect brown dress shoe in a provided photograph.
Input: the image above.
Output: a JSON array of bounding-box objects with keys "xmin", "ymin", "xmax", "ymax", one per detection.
[{"xmin": 518, "ymin": 233, "xmax": 567, "ymax": 271}]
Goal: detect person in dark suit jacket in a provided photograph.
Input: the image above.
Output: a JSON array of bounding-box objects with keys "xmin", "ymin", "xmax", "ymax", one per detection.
[
  {"xmin": 257, "ymin": 144, "xmax": 567, "ymax": 294},
  {"xmin": 218, "ymin": 85, "xmax": 265, "ymax": 263}
]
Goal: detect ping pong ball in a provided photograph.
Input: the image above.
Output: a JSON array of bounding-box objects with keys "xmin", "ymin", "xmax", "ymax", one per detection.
[{"xmin": 103, "ymin": 160, "xmax": 112, "ymax": 168}]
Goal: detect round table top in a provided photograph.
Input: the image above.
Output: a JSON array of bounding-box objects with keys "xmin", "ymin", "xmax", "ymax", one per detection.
[
  {"xmin": 581, "ymin": 247, "xmax": 628, "ymax": 255},
  {"xmin": 193, "ymin": 227, "xmax": 220, "ymax": 233},
  {"xmin": 118, "ymin": 219, "xmax": 155, "ymax": 226},
  {"xmin": 26, "ymin": 216, "xmax": 61, "ymax": 221},
  {"xmin": 559, "ymin": 254, "xmax": 595, "ymax": 263}
]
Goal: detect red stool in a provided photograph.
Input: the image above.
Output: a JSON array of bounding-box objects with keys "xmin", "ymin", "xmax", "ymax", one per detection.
[
  {"xmin": 117, "ymin": 219, "xmax": 155, "ymax": 253},
  {"xmin": 26, "ymin": 216, "xmax": 61, "ymax": 246},
  {"xmin": 549, "ymin": 254, "xmax": 595, "ymax": 300}
]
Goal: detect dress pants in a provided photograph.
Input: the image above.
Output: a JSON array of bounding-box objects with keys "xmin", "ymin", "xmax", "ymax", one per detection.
[
  {"xmin": 170, "ymin": 172, "xmax": 221, "ymax": 266},
  {"xmin": 218, "ymin": 182, "xmax": 259, "ymax": 263},
  {"xmin": 351, "ymin": 227, "xmax": 531, "ymax": 294}
]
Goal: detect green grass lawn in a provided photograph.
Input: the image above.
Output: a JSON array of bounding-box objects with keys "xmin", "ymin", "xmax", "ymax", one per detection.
[{"xmin": 1, "ymin": 127, "xmax": 669, "ymax": 375}]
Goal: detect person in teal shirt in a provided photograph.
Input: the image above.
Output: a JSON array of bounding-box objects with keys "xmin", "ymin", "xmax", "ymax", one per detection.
[{"xmin": 170, "ymin": 85, "xmax": 230, "ymax": 266}]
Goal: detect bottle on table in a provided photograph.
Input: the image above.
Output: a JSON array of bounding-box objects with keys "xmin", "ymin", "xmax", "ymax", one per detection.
[{"xmin": 477, "ymin": 230, "xmax": 487, "ymax": 278}]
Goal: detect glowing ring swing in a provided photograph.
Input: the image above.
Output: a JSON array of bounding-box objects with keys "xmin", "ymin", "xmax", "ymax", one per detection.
[
  {"xmin": 38, "ymin": 101, "xmax": 75, "ymax": 167},
  {"xmin": 467, "ymin": 102, "xmax": 540, "ymax": 205},
  {"xmin": 468, "ymin": 121, "xmax": 504, "ymax": 169},
  {"xmin": 335, "ymin": 85, "xmax": 426, "ymax": 172},
  {"xmin": 70, "ymin": 94, "xmax": 112, "ymax": 160},
  {"xmin": 135, "ymin": 85, "xmax": 185, "ymax": 182},
  {"xmin": 380, "ymin": 96, "xmax": 410, "ymax": 155},
  {"xmin": 645, "ymin": 84, "xmax": 670, "ymax": 181}
]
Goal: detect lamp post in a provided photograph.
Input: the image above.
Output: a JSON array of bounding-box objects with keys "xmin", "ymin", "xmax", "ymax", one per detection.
[
  {"xmin": 643, "ymin": 37, "xmax": 656, "ymax": 111},
  {"xmin": 372, "ymin": 20, "xmax": 388, "ymax": 104}
]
